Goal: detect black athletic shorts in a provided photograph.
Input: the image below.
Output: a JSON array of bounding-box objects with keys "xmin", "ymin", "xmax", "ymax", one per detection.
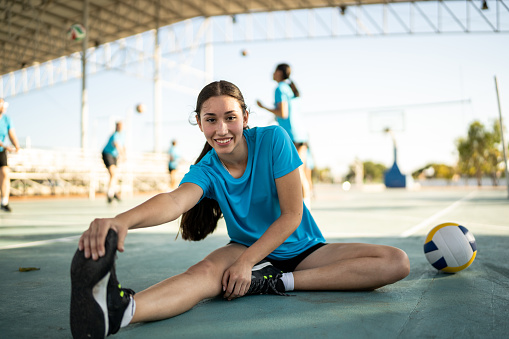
[
  {"xmin": 228, "ymin": 241, "xmax": 327, "ymax": 272},
  {"xmin": 0, "ymin": 150, "xmax": 7, "ymax": 167},
  {"xmin": 102, "ymin": 152, "xmax": 117, "ymax": 168}
]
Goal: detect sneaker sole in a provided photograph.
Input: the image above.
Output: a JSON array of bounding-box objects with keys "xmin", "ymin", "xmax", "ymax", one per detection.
[
  {"xmin": 70, "ymin": 229, "xmax": 118, "ymax": 339},
  {"xmin": 252, "ymin": 261, "xmax": 273, "ymax": 272}
]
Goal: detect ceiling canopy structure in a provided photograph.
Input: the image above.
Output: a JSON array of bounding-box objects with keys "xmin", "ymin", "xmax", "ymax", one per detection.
[
  {"xmin": 3, "ymin": 0, "xmax": 503, "ymax": 76},
  {"xmin": 2, "ymin": 0, "xmax": 506, "ymax": 152}
]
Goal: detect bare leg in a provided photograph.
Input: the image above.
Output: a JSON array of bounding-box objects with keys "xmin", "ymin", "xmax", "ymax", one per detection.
[
  {"xmin": 296, "ymin": 145, "xmax": 310, "ymax": 202},
  {"xmin": 305, "ymin": 167, "xmax": 313, "ymax": 196},
  {"xmin": 169, "ymin": 170, "xmax": 177, "ymax": 190},
  {"xmin": 293, "ymin": 243, "xmax": 410, "ymax": 290},
  {"xmin": 0, "ymin": 166, "xmax": 9, "ymax": 201},
  {"xmin": 107, "ymin": 165, "xmax": 117, "ymax": 197},
  {"xmin": 131, "ymin": 243, "xmax": 246, "ymax": 323}
]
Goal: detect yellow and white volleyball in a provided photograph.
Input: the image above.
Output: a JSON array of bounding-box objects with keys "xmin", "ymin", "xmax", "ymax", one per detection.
[
  {"xmin": 135, "ymin": 104, "xmax": 145, "ymax": 113},
  {"xmin": 67, "ymin": 24, "xmax": 87, "ymax": 41},
  {"xmin": 423, "ymin": 222, "xmax": 477, "ymax": 273}
]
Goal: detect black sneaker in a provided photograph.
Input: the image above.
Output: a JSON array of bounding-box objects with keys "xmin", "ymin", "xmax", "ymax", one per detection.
[
  {"xmin": 113, "ymin": 194, "xmax": 121, "ymax": 202},
  {"xmin": 246, "ymin": 260, "xmax": 288, "ymax": 296},
  {"xmin": 107, "ymin": 196, "xmax": 113, "ymax": 204},
  {"xmin": 70, "ymin": 229, "xmax": 134, "ymax": 338},
  {"xmin": 1, "ymin": 204, "xmax": 11, "ymax": 212},
  {"xmin": 107, "ymin": 265, "xmax": 135, "ymax": 336}
]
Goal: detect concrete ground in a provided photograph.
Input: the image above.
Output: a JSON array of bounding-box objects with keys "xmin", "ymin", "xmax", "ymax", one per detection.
[{"xmin": 0, "ymin": 184, "xmax": 508, "ymax": 338}]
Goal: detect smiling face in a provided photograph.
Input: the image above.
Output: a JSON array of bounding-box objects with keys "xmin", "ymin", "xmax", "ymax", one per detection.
[{"xmin": 197, "ymin": 95, "xmax": 249, "ymax": 158}]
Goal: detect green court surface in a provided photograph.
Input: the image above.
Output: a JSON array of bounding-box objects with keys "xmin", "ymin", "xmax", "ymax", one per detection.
[{"xmin": 1, "ymin": 184, "xmax": 508, "ymax": 338}]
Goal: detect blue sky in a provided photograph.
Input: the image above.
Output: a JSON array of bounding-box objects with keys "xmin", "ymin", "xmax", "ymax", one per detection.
[{"xmin": 4, "ymin": 26, "xmax": 509, "ymax": 178}]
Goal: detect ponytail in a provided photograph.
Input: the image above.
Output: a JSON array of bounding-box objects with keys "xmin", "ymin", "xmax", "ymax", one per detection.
[
  {"xmin": 288, "ymin": 80, "xmax": 300, "ymax": 98},
  {"xmin": 178, "ymin": 142, "xmax": 223, "ymax": 241}
]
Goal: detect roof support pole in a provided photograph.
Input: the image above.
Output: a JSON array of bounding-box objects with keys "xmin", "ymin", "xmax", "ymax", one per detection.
[
  {"xmin": 494, "ymin": 76, "xmax": 509, "ymax": 199},
  {"xmin": 205, "ymin": 18, "xmax": 213, "ymax": 84},
  {"xmin": 153, "ymin": 0, "xmax": 162, "ymax": 153},
  {"xmin": 80, "ymin": 0, "xmax": 89, "ymax": 150}
]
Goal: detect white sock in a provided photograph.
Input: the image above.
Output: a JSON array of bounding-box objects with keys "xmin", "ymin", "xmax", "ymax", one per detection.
[
  {"xmin": 1, "ymin": 197, "xmax": 8, "ymax": 205},
  {"xmin": 280, "ymin": 272, "xmax": 294, "ymax": 292},
  {"xmin": 120, "ymin": 297, "xmax": 136, "ymax": 328},
  {"xmin": 107, "ymin": 188, "xmax": 115, "ymax": 198}
]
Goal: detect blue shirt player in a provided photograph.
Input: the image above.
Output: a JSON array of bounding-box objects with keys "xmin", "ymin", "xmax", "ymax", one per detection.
[
  {"xmin": 257, "ymin": 63, "xmax": 311, "ymax": 206},
  {"xmin": 70, "ymin": 81, "xmax": 410, "ymax": 338},
  {"xmin": 0, "ymin": 99, "xmax": 20, "ymax": 212},
  {"xmin": 168, "ymin": 139, "xmax": 182, "ymax": 190},
  {"xmin": 102, "ymin": 121, "xmax": 125, "ymax": 203}
]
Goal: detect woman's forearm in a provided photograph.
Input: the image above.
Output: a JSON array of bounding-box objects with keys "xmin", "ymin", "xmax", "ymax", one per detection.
[{"xmin": 236, "ymin": 211, "xmax": 302, "ymax": 266}]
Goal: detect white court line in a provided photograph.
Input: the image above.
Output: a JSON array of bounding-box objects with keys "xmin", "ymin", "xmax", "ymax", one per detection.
[
  {"xmin": 399, "ymin": 190, "xmax": 477, "ymax": 238},
  {"xmin": 0, "ymin": 235, "xmax": 80, "ymax": 250}
]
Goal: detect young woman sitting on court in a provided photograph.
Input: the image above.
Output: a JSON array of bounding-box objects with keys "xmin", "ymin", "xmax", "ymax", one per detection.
[{"xmin": 70, "ymin": 80, "xmax": 410, "ymax": 338}]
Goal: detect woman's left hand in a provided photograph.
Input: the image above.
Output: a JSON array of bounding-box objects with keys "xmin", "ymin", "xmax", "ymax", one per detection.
[{"xmin": 222, "ymin": 260, "xmax": 253, "ymax": 301}]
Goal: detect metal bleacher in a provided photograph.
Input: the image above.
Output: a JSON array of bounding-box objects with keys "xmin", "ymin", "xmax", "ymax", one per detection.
[{"xmin": 7, "ymin": 148, "xmax": 184, "ymax": 199}]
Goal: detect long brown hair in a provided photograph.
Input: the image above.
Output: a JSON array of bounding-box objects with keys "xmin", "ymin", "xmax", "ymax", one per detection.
[{"xmin": 179, "ymin": 80, "xmax": 248, "ymax": 241}]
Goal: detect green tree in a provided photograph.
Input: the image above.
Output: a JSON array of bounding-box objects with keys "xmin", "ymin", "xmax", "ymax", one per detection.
[
  {"xmin": 345, "ymin": 161, "xmax": 386, "ymax": 183},
  {"xmin": 456, "ymin": 120, "xmax": 504, "ymax": 186},
  {"xmin": 364, "ymin": 161, "xmax": 387, "ymax": 182},
  {"xmin": 485, "ymin": 120, "xmax": 503, "ymax": 185},
  {"xmin": 412, "ymin": 163, "xmax": 455, "ymax": 180}
]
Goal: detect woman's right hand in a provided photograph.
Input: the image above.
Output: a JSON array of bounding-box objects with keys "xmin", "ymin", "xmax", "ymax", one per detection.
[
  {"xmin": 78, "ymin": 217, "xmax": 128, "ymax": 260},
  {"xmin": 256, "ymin": 100, "xmax": 264, "ymax": 109}
]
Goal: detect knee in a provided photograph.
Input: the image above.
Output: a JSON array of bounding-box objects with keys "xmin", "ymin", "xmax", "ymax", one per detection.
[
  {"xmin": 387, "ymin": 247, "xmax": 410, "ymax": 282},
  {"xmin": 185, "ymin": 259, "xmax": 220, "ymax": 281}
]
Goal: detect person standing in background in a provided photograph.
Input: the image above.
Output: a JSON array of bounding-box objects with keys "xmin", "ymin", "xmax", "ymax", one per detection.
[
  {"xmin": 102, "ymin": 121, "xmax": 125, "ymax": 203},
  {"xmin": 168, "ymin": 139, "xmax": 181, "ymax": 190},
  {"xmin": 0, "ymin": 99, "xmax": 21, "ymax": 212},
  {"xmin": 256, "ymin": 63, "xmax": 311, "ymax": 207}
]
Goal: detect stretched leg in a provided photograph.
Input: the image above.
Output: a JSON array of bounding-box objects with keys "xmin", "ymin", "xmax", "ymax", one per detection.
[
  {"xmin": 131, "ymin": 243, "xmax": 247, "ymax": 323},
  {"xmin": 169, "ymin": 170, "xmax": 177, "ymax": 190},
  {"xmin": 293, "ymin": 243, "xmax": 410, "ymax": 290}
]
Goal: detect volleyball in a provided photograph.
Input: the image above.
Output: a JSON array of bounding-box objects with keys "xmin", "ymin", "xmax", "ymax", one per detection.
[
  {"xmin": 67, "ymin": 24, "xmax": 86, "ymax": 41},
  {"xmin": 423, "ymin": 222, "xmax": 477, "ymax": 273},
  {"xmin": 135, "ymin": 104, "xmax": 145, "ymax": 113}
]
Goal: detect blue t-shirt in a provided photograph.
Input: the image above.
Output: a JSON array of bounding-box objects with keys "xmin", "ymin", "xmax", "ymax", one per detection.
[
  {"xmin": 181, "ymin": 125, "xmax": 325, "ymax": 260},
  {"xmin": 0, "ymin": 115, "xmax": 13, "ymax": 152},
  {"xmin": 102, "ymin": 132, "xmax": 124, "ymax": 158},
  {"xmin": 274, "ymin": 81, "xmax": 308, "ymax": 143}
]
